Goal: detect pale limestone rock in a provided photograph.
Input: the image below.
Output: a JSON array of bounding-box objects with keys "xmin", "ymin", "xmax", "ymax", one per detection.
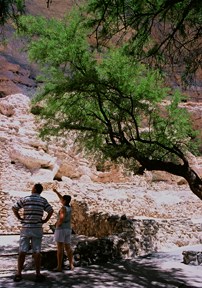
[
  {"xmin": 190, "ymin": 156, "xmax": 202, "ymax": 178},
  {"xmin": 78, "ymin": 166, "xmax": 94, "ymax": 177},
  {"xmin": 79, "ymin": 175, "xmax": 92, "ymax": 183},
  {"xmin": 151, "ymin": 171, "xmax": 181, "ymax": 183},
  {"xmin": 31, "ymin": 168, "xmax": 56, "ymax": 182},
  {"xmin": 177, "ymin": 178, "xmax": 187, "ymax": 185},
  {"xmin": 9, "ymin": 144, "xmax": 57, "ymax": 170},
  {"xmin": 0, "ymin": 94, "xmax": 30, "ymax": 116},
  {"xmin": 1, "ymin": 93, "xmax": 202, "ymax": 255},
  {"xmin": 61, "ymin": 176, "xmax": 73, "ymax": 186},
  {"xmin": 0, "ymin": 99, "xmax": 15, "ymax": 116},
  {"xmin": 55, "ymin": 161, "xmax": 83, "ymax": 179}
]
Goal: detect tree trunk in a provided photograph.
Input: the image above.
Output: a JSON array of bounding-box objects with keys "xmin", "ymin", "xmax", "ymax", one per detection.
[
  {"xmin": 138, "ymin": 158, "xmax": 202, "ymax": 200},
  {"xmin": 183, "ymin": 167, "xmax": 202, "ymax": 201}
]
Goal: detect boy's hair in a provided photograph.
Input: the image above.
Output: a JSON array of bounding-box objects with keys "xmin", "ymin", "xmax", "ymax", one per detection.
[
  {"xmin": 34, "ymin": 183, "xmax": 43, "ymax": 194},
  {"xmin": 63, "ymin": 195, "xmax": 71, "ymax": 205}
]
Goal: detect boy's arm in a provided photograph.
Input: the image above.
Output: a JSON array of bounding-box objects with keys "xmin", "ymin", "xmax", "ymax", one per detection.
[
  {"xmin": 56, "ymin": 207, "xmax": 66, "ymax": 227},
  {"xmin": 53, "ymin": 188, "xmax": 63, "ymax": 201}
]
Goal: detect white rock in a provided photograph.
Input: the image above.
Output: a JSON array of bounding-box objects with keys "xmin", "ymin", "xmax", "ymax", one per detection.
[
  {"xmin": 31, "ymin": 168, "xmax": 55, "ymax": 182},
  {"xmin": 9, "ymin": 145, "xmax": 57, "ymax": 169}
]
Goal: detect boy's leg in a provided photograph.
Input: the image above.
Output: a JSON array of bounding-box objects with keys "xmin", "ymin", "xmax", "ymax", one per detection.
[
  {"xmin": 56, "ymin": 242, "xmax": 64, "ymax": 271},
  {"xmin": 64, "ymin": 243, "xmax": 74, "ymax": 270}
]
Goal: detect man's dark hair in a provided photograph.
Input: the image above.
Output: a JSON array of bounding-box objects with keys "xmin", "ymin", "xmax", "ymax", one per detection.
[
  {"xmin": 34, "ymin": 183, "xmax": 43, "ymax": 194},
  {"xmin": 63, "ymin": 195, "xmax": 71, "ymax": 206}
]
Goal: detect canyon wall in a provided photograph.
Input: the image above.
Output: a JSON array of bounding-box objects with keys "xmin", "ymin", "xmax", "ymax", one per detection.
[{"xmin": 0, "ymin": 93, "xmax": 202, "ymax": 257}]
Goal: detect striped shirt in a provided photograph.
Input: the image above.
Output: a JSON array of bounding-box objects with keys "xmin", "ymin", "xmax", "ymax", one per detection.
[{"xmin": 12, "ymin": 193, "xmax": 53, "ymax": 229}]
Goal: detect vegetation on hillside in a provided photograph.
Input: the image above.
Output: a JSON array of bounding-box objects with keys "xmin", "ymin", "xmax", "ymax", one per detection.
[{"xmin": 0, "ymin": 0, "xmax": 25, "ymax": 26}]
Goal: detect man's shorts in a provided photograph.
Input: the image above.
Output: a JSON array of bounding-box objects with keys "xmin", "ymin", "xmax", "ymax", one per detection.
[
  {"xmin": 54, "ymin": 228, "xmax": 71, "ymax": 244},
  {"xmin": 19, "ymin": 228, "xmax": 43, "ymax": 253}
]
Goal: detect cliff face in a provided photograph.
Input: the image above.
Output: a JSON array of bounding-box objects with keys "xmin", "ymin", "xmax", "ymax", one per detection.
[
  {"xmin": 0, "ymin": 93, "xmax": 202, "ymax": 254},
  {"xmin": 0, "ymin": 93, "xmax": 132, "ymax": 192},
  {"xmin": 0, "ymin": 0, "xmax": 72, "ymax": 98},
  {"xmin": 0, "ymin": 94, "xmax": 201, "ymax": 203}
]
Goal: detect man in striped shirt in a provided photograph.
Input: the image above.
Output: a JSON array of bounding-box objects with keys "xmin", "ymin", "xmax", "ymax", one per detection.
[{"xmin": 12, "ymin": 183, "xmax": 54, "ymax": 282}]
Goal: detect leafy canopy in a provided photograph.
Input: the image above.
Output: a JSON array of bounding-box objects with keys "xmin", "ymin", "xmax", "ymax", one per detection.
[
  {"xmin": 0, "ymin": 0, "xmax": 25, "ymax": 26},
  {"xmin": 84, "ymin": 0, "xmax": 202, "ymax": 81},
  {"xmin": 17, "ymin": 8, "xmax": 197, "ymax": 168}
]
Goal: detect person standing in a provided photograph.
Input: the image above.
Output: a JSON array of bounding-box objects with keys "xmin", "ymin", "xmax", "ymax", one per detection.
[
  {"xmin": 12, "ymin": 183, "xmax": 53, "ymax": 282},
  {"xmin": 52, "ymin": 188, "xmax": 74, "ymax": 272}
]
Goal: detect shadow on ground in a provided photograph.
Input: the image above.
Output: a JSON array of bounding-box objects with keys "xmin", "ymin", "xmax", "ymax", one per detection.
[
  {"xmin": 0, "ymin": 235, "xmax": 201, "ymax": 288},
  {"xmin": 0, "ymin": 257, "xmax": 198, "ymax": 288}
]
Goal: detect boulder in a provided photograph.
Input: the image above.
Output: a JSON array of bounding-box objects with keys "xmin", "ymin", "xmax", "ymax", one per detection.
[{"xmin": 182, "ymin": 250, "xmax": 202, "ymax": 265}]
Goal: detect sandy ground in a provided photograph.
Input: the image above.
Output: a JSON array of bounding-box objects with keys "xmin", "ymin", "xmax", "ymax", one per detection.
[
  {"xmin": 0, "ymin": 235, "xmax": 201, "ymax": 288},
  {"xmin": 2, "ymin": 181, "xmax": 202, "ymax": 288}
]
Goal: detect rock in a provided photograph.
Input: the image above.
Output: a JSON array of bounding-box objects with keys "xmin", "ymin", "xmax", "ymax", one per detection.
[
  {"xmin": 9, "ymin": 145, "xmax": 57, "ymax": 170},
  {"xmin": 0, "ymin": 93, "xmax": 30, "ymax": 115},
  {"xmin": 40, "ymin": 250, "xmax": 66, "ymax": 269},
  {"xmin": 182, "ymin": 250, "xmax": 202, "ymax": 265},
  {"xmin": 0, "ymin": 99, "xmax": 15, "ymax": 116},
  {"xmin": 74, "ymin": 237, "xmax": 122, "ymax": 266},
  {"xmin": 177, "ymin": 178, "xmax": 187, "ymax": 185}
]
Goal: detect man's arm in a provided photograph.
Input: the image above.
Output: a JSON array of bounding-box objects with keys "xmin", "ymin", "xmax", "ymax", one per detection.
[
  {"xmin": 12, "ymin": 207, "xmax": 23, "ymax": 221},
  {"xmin": 42, "ymin": 209, "xmax": 54, "ymax": 224}
]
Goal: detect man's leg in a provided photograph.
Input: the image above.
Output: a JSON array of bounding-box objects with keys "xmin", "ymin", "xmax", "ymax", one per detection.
[
  {"xmin": 33, "ymin": 252, "xmax": 46, "ymax": 282},
  {"xmin": 17, "ymin": 251, "xmax": 26, "ymax": 276},
  {"xmin": 33, "ymin": 252, "xmax": 41, "ymax": 275},
  {"xmin": 32, "ymin": 237, "xmax": 46, "ymax": 282},
  {"xmin": 14, "ymin": 235, "xmax": 29, "ymax": 280},
  {"xmin": 32, "ymin": 236, "xmax": 43, "ymax": 275},
  {"xmin": 64, "ymin": 243, "xmax": 74, "ymax": 270}
]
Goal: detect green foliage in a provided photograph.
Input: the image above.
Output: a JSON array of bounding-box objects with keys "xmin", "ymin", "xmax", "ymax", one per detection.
[
  {"xmin": 0, "ymin": 0, "xmax": 25, "ymax": 26},
  {"xmin": 85, "ymin": 0, "xmax": 202, "ymax": 78},
  {"xmin": 17, "ymin": 6, "xmax": 199, "ymax": 168}
]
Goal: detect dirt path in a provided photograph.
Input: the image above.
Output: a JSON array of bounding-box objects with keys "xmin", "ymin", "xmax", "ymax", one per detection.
[{"xmin": 0, "ymin": 235, "xmax": 201, "ymax": 288}]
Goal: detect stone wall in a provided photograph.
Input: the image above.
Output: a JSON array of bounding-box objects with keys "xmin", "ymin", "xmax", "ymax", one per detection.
[
  {"xmin": 71, "ymin": 204, "xmax": 202, "ymax": 256},
  {"xmin": 1, "ymin": 192, "xmax": 201, "ymax": 257}
]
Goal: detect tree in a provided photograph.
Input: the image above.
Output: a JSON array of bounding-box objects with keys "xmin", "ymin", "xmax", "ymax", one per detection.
[
  {"xmin": 0, "ymin": 0, "xmax": 52, "ymax": 27},
  {"xmin": 2, "ymin": 0, "xmax": 201, "ymax": 76},
  {"xmin": 17, "ymin": 6, "xmax": 202, "ymax": 200},
  {"xmin": 84, "ymin": 0, "xmax": 202, "ymax": 83},
  {"xmin": 0, "ymin": 0, "xmax": 25, "ymax": 26}
]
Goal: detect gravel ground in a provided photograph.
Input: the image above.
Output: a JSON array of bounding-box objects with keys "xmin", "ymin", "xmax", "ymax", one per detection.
[{"xmin": 0, "ymin": 235, "xmax": 201, "ymax": 288}]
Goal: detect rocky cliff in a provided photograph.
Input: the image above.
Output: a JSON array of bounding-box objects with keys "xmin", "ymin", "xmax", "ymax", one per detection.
[
  {"xmin": 0, "ymin": 0, "xmax": 74, "ymax": 98},
  {"xmin": 0, "ymin": 93, "xmax": 202, "ymax": 257}
]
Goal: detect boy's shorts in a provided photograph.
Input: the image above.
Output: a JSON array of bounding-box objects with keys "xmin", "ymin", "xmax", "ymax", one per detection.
[{"xmin": 54, "ymin": 228, "xmax": 71, "ymax": 244}]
